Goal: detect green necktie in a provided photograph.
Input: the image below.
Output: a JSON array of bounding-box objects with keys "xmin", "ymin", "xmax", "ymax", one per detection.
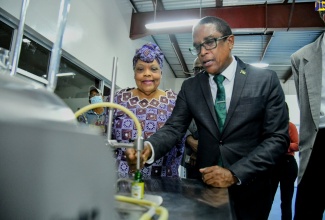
[{"xmin": 214, "ymin": 74, "xmax": 226, "ymax": 131}]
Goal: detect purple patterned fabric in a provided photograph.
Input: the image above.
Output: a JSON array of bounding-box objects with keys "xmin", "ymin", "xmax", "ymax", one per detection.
[
  {"xmin": 132, "ymin": 42, "xmax": 164, "ymax": 70},
  {"xmin": 108, "ymin": 88, "xmax": 185, "ymax": 178}
]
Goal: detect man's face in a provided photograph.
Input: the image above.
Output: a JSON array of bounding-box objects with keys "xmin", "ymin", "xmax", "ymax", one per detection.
[{"xmin": 192, "ymin": 23, "xmax": 234, "ymax": 75}]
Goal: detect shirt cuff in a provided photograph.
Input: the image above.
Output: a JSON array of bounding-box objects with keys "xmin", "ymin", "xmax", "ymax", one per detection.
[
  {"xmin": 234, "ymin": 175, "xmax": 242, "ymax": 185},
  {"xmin": 144, "ymin": 141, "xmax": 155, "ymax": 164},
  {"xmin": 229, "ymin": 170, "xmax": 241, "ymax": 185}
]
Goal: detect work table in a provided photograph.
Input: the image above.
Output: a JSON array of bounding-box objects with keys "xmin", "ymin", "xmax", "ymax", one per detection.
[{"xmin": 116, "ymin": 177, "xmax": 236, "ymax": 219}]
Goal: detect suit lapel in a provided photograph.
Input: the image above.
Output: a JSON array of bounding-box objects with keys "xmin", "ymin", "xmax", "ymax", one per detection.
[
  {"xmin": 199, "ymin": 72, "xmax": 219, "ymax": 126},
  {"xmin": 303, "ymin": 34, "xmax": 323, "ymax": 126},
  {"xmin": 223, "ymin": 58, "xmax": 247, "ymax": 132},
  {"xmin": 199, "ymin": 59, "xmax": 248, "ymax": 135}
]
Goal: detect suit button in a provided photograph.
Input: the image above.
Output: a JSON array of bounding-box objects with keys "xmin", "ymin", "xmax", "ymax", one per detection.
[{"xmin": 219, "ymin": 141, "xmax": 223, "ymax": 144}]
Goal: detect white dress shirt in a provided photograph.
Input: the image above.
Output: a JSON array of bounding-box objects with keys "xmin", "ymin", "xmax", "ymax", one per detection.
[{"xmin": 209, "ymin": 55, "xmax": 237, "ymax": 112}]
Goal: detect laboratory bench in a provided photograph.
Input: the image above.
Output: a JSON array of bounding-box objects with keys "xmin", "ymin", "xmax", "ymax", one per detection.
[{"xmin": 116, "ymin": 177, "xmax": 236, "ymax": 219}]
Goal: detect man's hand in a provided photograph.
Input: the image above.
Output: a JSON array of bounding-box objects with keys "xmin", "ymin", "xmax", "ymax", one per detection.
[
  {"xmin": 190, "ymin": 152, "xmax": 197, "ymax": 166},
  {"xmin": 125, "ymin": 143, "xmax": 152, "ymax": 172},
  {"xmin": 186, "ymin": 135, "xmax": 198, "ymax": 152},
  {"xmin": 200, "ymin": 166, "xmax": 238, "ymax": 187}
]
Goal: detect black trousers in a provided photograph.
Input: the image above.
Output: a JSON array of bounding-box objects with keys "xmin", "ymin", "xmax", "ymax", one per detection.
[
  {"xmin": 294, "ymin": 128, "xmax": 325, "ymax": 220},
  {"xmin": 229, "ymin": 174, "xmax": 274, "ymax": 220},
  {"xmin": 271, "ymin": 155, "xmax": 298, "ymax": 220}
]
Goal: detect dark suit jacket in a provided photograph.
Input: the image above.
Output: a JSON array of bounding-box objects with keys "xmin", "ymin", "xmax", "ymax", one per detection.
[{"xmin": 147, "ymin": 56, "xmax": 289, "ymax": 219}]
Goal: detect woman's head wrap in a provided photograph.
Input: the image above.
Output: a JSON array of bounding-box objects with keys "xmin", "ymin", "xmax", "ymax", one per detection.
[{"xmin": 133, "ymin": 42, "xmax": 164, "ymax": 70}]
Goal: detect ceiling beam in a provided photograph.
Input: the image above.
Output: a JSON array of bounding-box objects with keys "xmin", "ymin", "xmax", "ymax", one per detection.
[
  {"xmin": 169, "ymin": 34, "xmax": 190, "ymax": 77},
  {"xmin": 152, "ymin": 0, "xmax": 164, "ymax": 11},
  {"xmin": 128, "ymin": 0, "xmax": 138, "ymax": 13},
  {"xmin": 149, "ymin": 0, "xmax": 189, "ymax": 77},
  {"xmin": 260, "ymin": 32, "xmax": 273, "ymax": 62},
  {"xmin": 130, "ymin": 2, "xmax": 324, "ymax": 40}
]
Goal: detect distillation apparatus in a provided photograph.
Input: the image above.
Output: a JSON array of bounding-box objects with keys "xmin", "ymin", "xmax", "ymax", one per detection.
[
  {"xmin": 1, "ymin": 0, "xmax": 168, "ymax": 219},
  {"xmin": 74, "ymin": 56, "xmax": 144, "ymax": 182},
  {"xmin": 74, "ymin": 57, "xmax": 168, "ymax": 220}
]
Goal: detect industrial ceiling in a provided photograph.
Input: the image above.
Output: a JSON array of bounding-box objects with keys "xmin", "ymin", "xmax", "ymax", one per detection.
[{"xmin": 128, "ymin": 0, "xmax": 324, "ymax": 82}]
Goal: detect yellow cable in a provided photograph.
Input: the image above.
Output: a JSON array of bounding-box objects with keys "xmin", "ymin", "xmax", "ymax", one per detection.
[
  {"xmin": 115, "ymin": 195, "xmax": 169, "ymax": 220},
  {"xmin": 76, "ymin": 104, "xmax": 169, "ymax": 218},
  {"xmin": 74, "ymin": 102, "xmax": 142, "ymax": 137}
]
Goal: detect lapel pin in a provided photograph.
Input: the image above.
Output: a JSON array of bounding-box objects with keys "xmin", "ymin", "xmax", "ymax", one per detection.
[{"xmin": 240, "ymin": 70, "xmax": 246, "ymax": 75}]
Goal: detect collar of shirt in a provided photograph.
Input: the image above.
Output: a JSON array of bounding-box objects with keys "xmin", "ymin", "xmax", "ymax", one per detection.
[
  {"xmin": 87, "ymin": 108, "xmax": 106, "ymax": 116},
  {"xmin": 208, "ymin": 56, "xmax": 237, "ymax": 111}
]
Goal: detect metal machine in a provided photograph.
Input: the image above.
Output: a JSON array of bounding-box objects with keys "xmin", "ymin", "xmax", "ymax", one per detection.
[
  {"xmin": 0, "ymin": 73, "xmax": 118, "ymax": 220},
  {"xmin": 0, "ymin": 0, "xmax": 118, "ymax": 219},
  {"xmin": 0, "ymin": 0, "xmax": 166, "ymax": 219}
]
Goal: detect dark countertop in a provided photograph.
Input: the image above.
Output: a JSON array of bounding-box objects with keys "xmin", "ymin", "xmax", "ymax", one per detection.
[{"xmin": 116, "ymin": 177, "xmax": 236, "ymax": 220}]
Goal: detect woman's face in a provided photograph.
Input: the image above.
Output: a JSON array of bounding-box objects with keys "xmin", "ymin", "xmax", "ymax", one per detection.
[{"xmin": 134, "ymin": 59, "xmax": 162, "ymax": 95}]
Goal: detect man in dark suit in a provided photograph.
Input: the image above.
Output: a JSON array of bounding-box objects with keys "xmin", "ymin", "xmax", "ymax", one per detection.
[
  {"xmin": 126, "ymin": 16, "xmax": 289, "ymax": 220},
  {"xmin": 290, "ymin": 10, "xmax": 325, "ymax": 220}
]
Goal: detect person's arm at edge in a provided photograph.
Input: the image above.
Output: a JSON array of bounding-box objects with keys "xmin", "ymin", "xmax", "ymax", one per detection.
[
  {"xmin": 186, "ymin": 135, "xmax": 198, "ymax": 152},
  {"xmin": 288, "ymin": 122, "xmax": 299, "ymax": 152}
]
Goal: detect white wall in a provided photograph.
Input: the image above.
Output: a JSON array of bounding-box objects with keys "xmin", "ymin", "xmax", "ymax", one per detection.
[
  {"xmin": 282, "ymin": 79, "xmax": 300, "ymax": 126},
  {"xmin": 1, "ymin": 0, "xmax": 177, "ymax": 91},
  {"xmin": 174, "ymin": 78, "xmax": 185, "ymax": 93},
  {"xmin": 281, "ymin": 79, "xmax": 296, "ymax": 96}
]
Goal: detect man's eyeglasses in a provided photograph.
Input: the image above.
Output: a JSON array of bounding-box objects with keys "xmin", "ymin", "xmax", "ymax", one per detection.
[
  {"xmin": 193, "ymin": 67, "xmax": 204, "ymax": 74},
  {"xmin": 189, "ymin": 35, "xmax": 231, "ymax": 55}
]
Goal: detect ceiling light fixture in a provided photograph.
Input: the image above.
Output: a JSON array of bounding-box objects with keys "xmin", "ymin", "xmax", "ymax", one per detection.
[
  {"xmin": 42, "ymin": 72, "xmax": 76, "ymax": 78},
  {"xmin": 145, "ymin": 0, "xmax": 199, "ymax": 30},
  {"xmin": 250, "ymin": 63, "xmax": 269, "ymax": 68},
  {"xmin": 22, "ymin": 38, "xmax": 31, "ymax": 43},
  {"xmin": 56, "ymin": 72, "xmax": 76, "ymax": 77},
  {"xmin": 145, "ymin": 19, "xmax": 200, "ymax": 30}
]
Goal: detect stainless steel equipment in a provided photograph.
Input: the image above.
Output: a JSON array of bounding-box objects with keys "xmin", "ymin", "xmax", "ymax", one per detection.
[
  {"xmin": 0, "ymin": 0, "xmax": 118, "ymax": 219},
  {"xmin": 0, "ymin": 73, "xmax": 118, "ymax": 219}
]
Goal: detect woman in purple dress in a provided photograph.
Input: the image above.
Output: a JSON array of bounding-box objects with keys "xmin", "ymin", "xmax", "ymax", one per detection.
[{"xmin": 110, "ymin": 42, "xmax": 185, "ymax": 178}]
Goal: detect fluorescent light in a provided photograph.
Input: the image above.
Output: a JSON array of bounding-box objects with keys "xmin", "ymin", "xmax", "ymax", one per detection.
[
  {"xmin": 145, "ymin": 19, "xmax": 199, "ymax": 29},
  {"xmin": 56, "ymin": 72, "xmax": 76, "ymax": 77},
  {"xmin": 22, "ymin": 38, "xmax": 31, "ymax": 43},
  {"xmin": 250, "ymin": 63, "xmax": 269, "ymax": 68},
  {"xmin": 42, "ymin": 72, "xmax": 76, "ymax": 78}
]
